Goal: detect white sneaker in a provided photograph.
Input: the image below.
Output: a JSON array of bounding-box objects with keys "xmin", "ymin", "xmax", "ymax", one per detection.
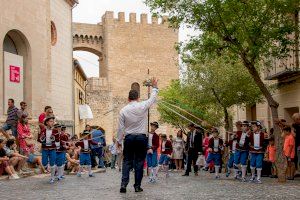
[{"xmin": 9, "ymin": 174, "xmax": 20, "ymax": 180}]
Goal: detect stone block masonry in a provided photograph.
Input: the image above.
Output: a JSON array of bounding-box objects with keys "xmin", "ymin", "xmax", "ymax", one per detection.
[{"xmin": 73, "ymin": 11, "xmax": 179, "ymax": 144}]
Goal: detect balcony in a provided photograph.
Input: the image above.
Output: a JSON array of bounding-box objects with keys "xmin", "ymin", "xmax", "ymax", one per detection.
[{"xmin": 265, "ymin": 50, "xmax": 300, "ymax": 80}]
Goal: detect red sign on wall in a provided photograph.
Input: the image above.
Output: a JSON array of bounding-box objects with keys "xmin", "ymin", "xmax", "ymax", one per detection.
[{"xmin": 9, "ymin": 65, "xmax": 20, "ymax": 83}]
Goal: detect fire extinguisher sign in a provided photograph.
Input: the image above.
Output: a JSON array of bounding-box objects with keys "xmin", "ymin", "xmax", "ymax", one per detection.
[{"xmin": 9, "ymin": 65, "xmax": 20, "ymax": 83}]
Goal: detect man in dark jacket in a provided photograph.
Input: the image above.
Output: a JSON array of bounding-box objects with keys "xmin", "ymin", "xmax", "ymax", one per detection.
[{"xmin": 183, "ymin": 123, "xmax": 203, "ymax": 176}]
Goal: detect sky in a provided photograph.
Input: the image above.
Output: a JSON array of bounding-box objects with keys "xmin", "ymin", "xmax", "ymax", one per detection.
[{"xmin": 72, "ymin": 0, "xmax": 190, "ymax": 77}]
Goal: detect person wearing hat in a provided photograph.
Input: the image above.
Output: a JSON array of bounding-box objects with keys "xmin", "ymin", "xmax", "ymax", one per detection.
[
  {"xmin": 249, "ymin": 121, "xmax": 265, "ymax": 183},
  {"xmin": 75, "ymin": 130, "xmax": 99, "ymax": 178},
  {"xmin": 147, "ymin": 122, "xmax": 160, "ymax": 183},
  {"xmin": 234, "ymin": 120, "xmax": 251, "ymax": 182},
  {"xmin": 183, "ymin": 123, "xmax": 203, "ymax": 176},
  {"xmin": 55, "ymin": 124, "xmax": 70, "ymax": 180},
  {"xmin": 158, "ymin": 134, "xmax": 173, "ymax": 178},
  {"xmin": 205, "ymin": 128, "xmax": 224, "ymax": 179},
  {"xmin": 37, "ymin": 115, "xmax": 58, "ymax": 184}
]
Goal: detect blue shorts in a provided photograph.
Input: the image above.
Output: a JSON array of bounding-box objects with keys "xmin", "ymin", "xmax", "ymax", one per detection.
[
  {"xmin": 56, "ymin": 152, "xmax": 66, "ymax": 167},
  {"xmin": 27, "ymin": 153, "xmax": 36, "ymax": 164},
  {"xmin": 227, "ymin": 153, "xmax": 235, "ymax": 169},
  {"xmin": 158, "ymin": 154, "xmax": 170, "ymax": 165},
  {"xmin": 1, "ymin": 123, "xmax": 17, "ymax": 137},
  {"xmin": 206, "ymin": 153, "xmax": 221, "ymax": 167},
  {"xmin": 234, "ymin": 150, "xmax": 249, "ymax": 167},
  {"xmin": 147, "ymin": 150, "xmax": 158, "ymax": 168},
  {"xmin": 250, "ymin": 153, "xmax": 264, "ymax": 170},
  {"xmin": 79, "ymin": 153, "xmax": 91, "ymax": 166},
  {"xmin": 42, "ymin": 149, "xmax": 56, "ymax": 167}
]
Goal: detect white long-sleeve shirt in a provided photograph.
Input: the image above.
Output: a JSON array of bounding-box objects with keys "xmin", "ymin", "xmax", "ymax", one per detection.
[{"xmin": 117, "ymin": 88, "xmax": 159, "ymax": 143}]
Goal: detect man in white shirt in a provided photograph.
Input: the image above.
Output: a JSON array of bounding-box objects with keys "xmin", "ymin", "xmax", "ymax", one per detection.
[{"xmin": 117, "ymin": 78, "xmax": 158, "ymax": 193}]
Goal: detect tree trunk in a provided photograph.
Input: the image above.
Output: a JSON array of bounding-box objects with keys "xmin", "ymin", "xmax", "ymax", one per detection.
[
  {"xmin": 241, "ymin": 57, "xmax": 286, "ymax": 182},
  {"xmin": 224, "ymin": 107, "xmax": 230, "ymax": 142}
]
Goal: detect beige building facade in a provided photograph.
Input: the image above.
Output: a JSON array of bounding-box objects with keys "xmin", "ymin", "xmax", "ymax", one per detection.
[
  {"xmin": 73, "ymin": 59, "xmax": 88, "ymax": 136},
  {"xmin": 0, "ymin": 0, "xmax": 78, "ymax": 133},
  {"xmin": 73, "ymin": 12, "xmax": 179, "ymax": 143},
  {"xmin": 232, "ymin": 44, "xmax": 300, "ymax": 130}
]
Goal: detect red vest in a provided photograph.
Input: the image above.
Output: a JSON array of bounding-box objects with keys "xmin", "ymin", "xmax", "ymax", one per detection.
[{"xmin": 249, "ymin": 131, "xmax": 265, "ymax": 153}]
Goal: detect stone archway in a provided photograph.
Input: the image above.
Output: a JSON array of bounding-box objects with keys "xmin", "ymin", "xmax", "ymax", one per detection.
[
  {"xmin": 1, "ymin": 29, "xmax": 31, "ymax": 114},
  {"xmin": 72, "ymin": 22, "xmax": 106, "ymax": 78}
]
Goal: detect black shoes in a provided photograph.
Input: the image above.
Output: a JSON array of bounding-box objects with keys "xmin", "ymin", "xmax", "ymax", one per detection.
[
  {"xmin": 134, "ymin": 187, "xmax": 144, "ymax": 193},
  {"xmin": 182, "ymin": 173, "xmax": 189, "ymax": 176},
  {"xmin": 120, "ymin": 187, "xmax": 126, "ymax": 193}
]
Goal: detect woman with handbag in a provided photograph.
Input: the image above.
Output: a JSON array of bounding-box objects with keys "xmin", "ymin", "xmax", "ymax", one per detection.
[{"xmin": 17, "ymin": 116, "xmax": 34, "ymax": 156}]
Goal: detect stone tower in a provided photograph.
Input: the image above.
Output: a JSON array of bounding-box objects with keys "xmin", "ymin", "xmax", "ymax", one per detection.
[{"xmin": 73, "ymin": 12, "xmax": 179, "ymax": 142}]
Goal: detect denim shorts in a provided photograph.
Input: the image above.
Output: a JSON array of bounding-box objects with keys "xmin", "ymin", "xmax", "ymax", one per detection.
[
  {"xmin": 80, "ymin": 153, "xmax": 92, "ymax": 166},
  {"xmin": 27, "ymin": 153, "xmax": 36, "ymax": 164},
  {"xmin": 1, "ymin": 123, "xmax": 17, "ymax": 137},
  {"xmin": 206, "ymin": 153, "xmax": 221, "ymax": 166},
  {"xmin": 159, "ymin": 154, "xmax": 170, "ymax": 165},
  {"xmin": 42, "ymin": 149, "xmax": 56, "ymax": 167},
  {"xmin": 227, "ymin": 153, "xmax": 235, "ymax": 169},
  {"xmin": 234, "ymin": 150, "xmax": 249, "ymax": 167},
  {"xmin": 56, "ymin": 152, "xmax": 66, "ymax": 167},
  {"xmin": 147, "ymin": 150, "xmax": 158, "ymax": 168},
  {"xmin": 250, "ymin": 153, "xmax": 264, "ymax": 169}
]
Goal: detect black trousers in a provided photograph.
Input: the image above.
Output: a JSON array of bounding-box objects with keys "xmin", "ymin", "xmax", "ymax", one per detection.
[
  {"xmin": 121, "ymin": 134, "xmax": 147, "ymax": 188},
  {"xmin": 185, "ymin": 148, "xmax": 198, "ymax": 174}
]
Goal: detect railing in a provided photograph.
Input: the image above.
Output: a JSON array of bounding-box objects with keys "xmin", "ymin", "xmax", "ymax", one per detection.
[{"xmin": 265, "ymin": 50, "xmax": 300, "ymax": 80}]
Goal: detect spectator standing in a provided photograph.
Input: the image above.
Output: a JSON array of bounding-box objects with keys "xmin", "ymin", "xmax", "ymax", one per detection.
[
  {"xmin": 109, "ymin": 138, "xmax": 118, "ymax": 169},
  {"xmin": 17, "ymin": 101, "xmax": 28, "ymax": 120},
  {"xmin": 283, "ymin": 126, "xmax": 296, "ymax": 180},
  {"xmin": 292, "ymin": 113, "xmax": 300, "ymax": 172},
  {"xmin": 38, "ymin": 106, "xmax": 53, "ymax": 131},
  {"xmin": 183, "ymin": 123, "xmax": 203, "ymax": 176},
  {"xmin": 0, "ymin": 99, "xmax": 19, "ymax": 138},
  {"xmin": 91, "ymin": 126, "xmax": 106, "ymax": 168},
  {"xmin": 173, "ymin": 130, "xmax": 185, "ymax": 171}
]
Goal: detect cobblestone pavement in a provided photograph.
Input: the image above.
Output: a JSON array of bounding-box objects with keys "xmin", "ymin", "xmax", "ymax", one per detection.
[{"xmin": 0, "ymin": 169, "xmax": 299, "ymax": 200}]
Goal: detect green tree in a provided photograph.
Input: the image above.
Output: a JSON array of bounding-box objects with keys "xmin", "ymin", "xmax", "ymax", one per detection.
[
  {"xmin": 158, "ymin": 80, "xmax": 223, "ymax": 132},
  {"xmin": 185, "ymin": 54, "xmax": 263, "ymax": 134},
  {"xmin": 146, "ymin": 0, "xmax": 299, "ymax": 182}
]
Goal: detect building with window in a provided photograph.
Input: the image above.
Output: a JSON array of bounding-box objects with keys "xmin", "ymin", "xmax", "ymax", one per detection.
[
  {"xmin": 73, "ymin": 59, "xmax": 88, "ymax": 136},
  {"xmin": 232, "ymin": 13, "xmax": 300, "ymax": 129},
  {"xmin": 0, "ymin": 0, "xmax": 78, "ymax": 134}
]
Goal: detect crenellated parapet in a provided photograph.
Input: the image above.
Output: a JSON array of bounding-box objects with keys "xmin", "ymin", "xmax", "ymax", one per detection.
[
  {"xmin": 72, "ymin": 22, "xmax": 103, "ymax": 44},
  {"xmin": 101, "ymin": 11, "xmax": 171, "ymax": 26}
]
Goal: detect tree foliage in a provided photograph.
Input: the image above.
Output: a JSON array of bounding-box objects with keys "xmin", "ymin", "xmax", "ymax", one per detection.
[{"xmin": 146, "ymin": 0, "xmax": 299, "ymax": 182}]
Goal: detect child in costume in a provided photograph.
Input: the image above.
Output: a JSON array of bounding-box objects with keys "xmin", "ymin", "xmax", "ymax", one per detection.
[
  {"xmin": 206, "ymin": 128, "xmax": 224, "ymax": 179},
  {"xmin": 55, "ymin": 125, "xmax": 69, "ymax": 180},
  {"xmin": 249, "ymin": 121, "xmax": 265, "ymax": 184},
  {"xmin": 38, "ymin": 115, "xmax": 58, "ymax": 184},
  {"xmin": 234, "ymin": 121, "xmax": 251, "ymax": 182},
  {"xmin": 158, "ymin": 134, "xmax": 173, "ymax": 178},
  {"xmin": 75, "ymin": 130, "xmax": 100, "ymax": 177}
]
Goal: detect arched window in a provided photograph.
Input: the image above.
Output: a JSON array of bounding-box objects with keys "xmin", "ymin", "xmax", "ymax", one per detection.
[
  {"xmin": 131, "ymin": 82, "xmax": 140, "ymax": 98},
  {"xmin": 3, "ymin": 35, "xmax": 18, "ymax": 54}
]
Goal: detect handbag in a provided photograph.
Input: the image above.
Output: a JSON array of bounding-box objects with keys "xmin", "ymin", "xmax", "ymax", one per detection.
[{"xmin": 196, "ymin": 155, "xmax": 205, "ymax": 166}]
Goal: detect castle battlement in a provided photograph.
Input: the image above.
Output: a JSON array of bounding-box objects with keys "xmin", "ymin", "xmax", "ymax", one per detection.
[{"xmin": 101, "ymin": 11, "xmax": 170, "ymax": 25}]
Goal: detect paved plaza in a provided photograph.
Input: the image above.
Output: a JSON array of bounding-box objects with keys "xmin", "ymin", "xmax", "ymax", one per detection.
[{"xmin": 0, "ymin": 169, "xmax": 299, "ymax": 200}]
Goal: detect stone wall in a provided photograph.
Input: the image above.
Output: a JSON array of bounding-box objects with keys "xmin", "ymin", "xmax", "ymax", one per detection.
[{"xmin": 76, "ymin": 12, "xmax": 180, "ymax": 143}]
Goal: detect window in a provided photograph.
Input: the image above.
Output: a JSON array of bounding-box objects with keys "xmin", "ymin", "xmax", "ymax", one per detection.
[{"xmin": 51, "ymin": 21, "xmax": 57, "ymax": 46}]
